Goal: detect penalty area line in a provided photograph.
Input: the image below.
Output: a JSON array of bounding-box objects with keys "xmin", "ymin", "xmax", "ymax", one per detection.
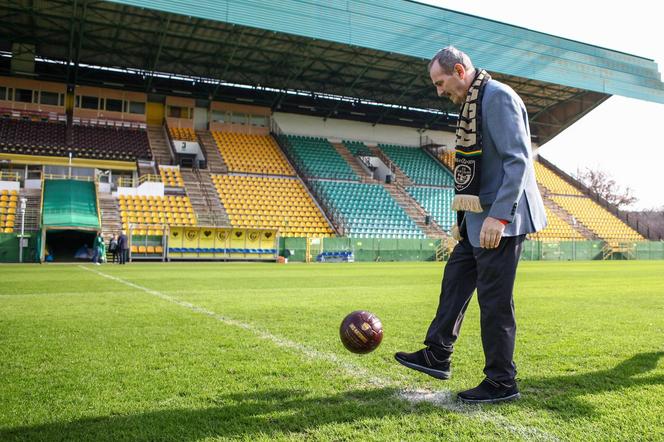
[{"xmin": 78, "ymin": 265, "xmax": 557, "ymax": 442}]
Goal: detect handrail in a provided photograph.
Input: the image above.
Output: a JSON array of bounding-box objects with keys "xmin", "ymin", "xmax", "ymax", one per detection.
[
  {"xmin": 163, "ymin": 121, "xmax": 178, "ymax": 164},
  {"xmin": 42, "ymin": 173, "xmax": 95, "ymax": 182},
  {"xmin": 0, "ymin": 106, "xmax": 64, "ymax": 122},
  {"xmin": 138, "ymin": 174, "xmax": 161, "ymax": 185},
  {"xmin": 0, "ymin": 171, "xmax": 21, "ymax": 181},
  {"xmin": 195, "ymin": 131, "xmax": 209, "ymax": 170},
  {"xmin": 72, "ymin": 116, "xmax": 146, "ymax": 130}
]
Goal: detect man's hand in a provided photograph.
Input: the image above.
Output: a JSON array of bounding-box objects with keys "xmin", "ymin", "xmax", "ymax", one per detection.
[{"xmin": 480, "ymin": 217, "xmax": 505, "ymax": 249}]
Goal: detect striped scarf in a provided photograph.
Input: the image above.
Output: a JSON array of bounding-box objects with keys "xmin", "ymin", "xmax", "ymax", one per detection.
[{"xmin": 451, "ymin": 69, "xmax": 491, "ymax": 214}]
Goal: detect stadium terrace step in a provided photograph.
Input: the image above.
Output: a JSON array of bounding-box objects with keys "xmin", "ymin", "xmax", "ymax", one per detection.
[
  {"xmin": 180, "ymin": 169, "xmax": 230, "ymax": 227},
  {"xmin": 540, "ymin": 190, "xmax": 598, "ymax": 240},
  {"xmin": 330, "ymin": 141, "xmax": 375, "ymax": 183},
  {"xmin": 196, "ymin": 130, "xmax": 228, "ymax": 174},
  {"xmin": 147, "ymin": 125, "xmax": 175, "ymax": 166},
  {"xmin": 17, "ymin": 188, "xmax": 42, "ymax": 232},
  {"xmin": 367, "ymin": 145, "xmax": 414, "ymax": 187},
  {"xmin": 99, "ymin": 193, "xmax": 122, "ymax": 237},
  {"xmin": 382, "ymin": 183, "xmax": 448, "ymax": 238}
]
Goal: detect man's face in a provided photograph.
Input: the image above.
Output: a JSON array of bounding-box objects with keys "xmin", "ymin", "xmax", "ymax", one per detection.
[{"xmin": 430, "ymin": 62, "xmax": 467, "ymax": 106}]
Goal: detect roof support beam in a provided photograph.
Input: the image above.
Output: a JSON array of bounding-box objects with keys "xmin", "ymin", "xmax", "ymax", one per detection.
[{"xmin": 145, "ymin": 15, "xmax": 171, "ymax": 92}]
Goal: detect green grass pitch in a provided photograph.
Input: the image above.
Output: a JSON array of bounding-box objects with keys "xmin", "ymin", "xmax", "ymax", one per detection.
[{"xmin": 1, "ymin": 261, "xmax": 663, "ymax": 441}]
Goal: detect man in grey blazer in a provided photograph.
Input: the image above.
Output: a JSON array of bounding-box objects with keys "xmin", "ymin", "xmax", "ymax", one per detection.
[{"xmin": 395, "ymin": 46, "xmax": 547, "ymax": 403}]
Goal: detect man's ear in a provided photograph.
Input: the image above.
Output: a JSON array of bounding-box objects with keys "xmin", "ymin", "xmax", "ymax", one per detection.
[{"xmin": 455, "ymin": 63, "xmax": 465, "ymax": 79}]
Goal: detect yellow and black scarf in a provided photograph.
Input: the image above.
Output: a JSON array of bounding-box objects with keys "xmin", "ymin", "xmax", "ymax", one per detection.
[{"xmin": 452, "ymin": 69, "xmax": 491, "ymax": 214}]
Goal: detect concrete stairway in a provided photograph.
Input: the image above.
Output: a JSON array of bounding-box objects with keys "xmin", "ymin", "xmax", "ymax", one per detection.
[
  {"xmin": 382, "ymin": 183, "xmax": 448, "ymax": 238},
  {"xmin": 99, "ymin": 193, "xmax": 122, "ymax": 237},
  {"xmin": 18, "ymin": 188, "xmax": 42, "ymax": 232},
  {"xmin": 196, "ymin": 130, "xmax": 228, "ymax": 174},
  {"xmin": 540, "ymin": 186, "xmax": 598, "ymax": 240},
  {"xmin": 147, "ymin": 125, "xmax": 174, "ymax": 166},
  {"xmin": 330, "ymin": 142, "xmax": 375, "ymax": 183},
  {"xmin": 180, "ymin": 168, "xmax": 230, "ymax": 227},
  {"xmin": 367, "ymin": 145, "xmax": 414, "ymax": 187}
]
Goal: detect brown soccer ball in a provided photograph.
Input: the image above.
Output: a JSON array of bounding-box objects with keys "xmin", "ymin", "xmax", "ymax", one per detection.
[{"xmin": 339, "ymin": 310, "xmax": 383, "ymax": 354}]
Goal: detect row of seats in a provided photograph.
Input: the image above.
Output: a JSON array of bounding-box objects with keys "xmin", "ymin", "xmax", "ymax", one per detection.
[
  {"xmin": 0, "ymin": 190, "xmax": 18, "ymax": 232},
  {"xmin": 212, "ymin": 132, "xmax": 294, "ymax": 176},
  {"xmin": 170, "ymin": 127, "xmax": 197, "ymax": 141},
  {"xmin": 131, "ymin": 245, "xmax": 164, "ymax": 254},
  {"xmin": 0, "ymin": 118, "xmax": 151, "ymax": 162},
  {"xmin": 312, "ymin": 180, "xmax": 424, "ymax": 239},
  {"xmin": 551, "ymin": 195, "xmax": 643, "ymax": 243},
  {"xmin": 118, "ymin": 195, "xmax": 197, "ymax": 230},
  {"xmin": 528, "ymin": 205, "xmax": 586, "ymax": 241},
  {"xmin": 534, "ymin": 162, "xmax": 583, "ymax": 195},
  {"xmin": 406, "ymin": 186, "xmax": 456, "ymax": 232},
  {"xmin": 379, "ymin": 144, "xmax": 454, "ymax": 186},
  {"xmin": 437, "ymin": 150, "xmax": 455, "ymax": 170},
  {"xmin": 284, "ymin": 135, "xmax": 358, "ymax": 181},
  {"xmin": 212, "ymin": 174, "xmax": 334, "ymax": 237},
  {"xmin": 159, "ymin": 166, "xmax": 184, "ymax": 187},
  {"xmin": 0, "ymin": 213, "xmax": 15, "ymax": 232}
]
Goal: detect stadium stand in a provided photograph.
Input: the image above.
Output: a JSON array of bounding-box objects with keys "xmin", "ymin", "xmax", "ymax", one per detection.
[
  {"xmin": 378, "ymin": 144, "xmax": 454, "ymax": 186},
  {"xmin": 0, "ymin": 119, "xmax": 66, "ymax": 156},
  {"xmin": 528, "ymin": 205, "xmax": 585, "ymax": 241},
  {"xmin": 0, "ymin": 189, "xmax": 18, "ymax": 233},
  {"xmin": 169, "ymin": 127, "xmax": 197, "ymax": 141},
  {"xmin": 311, "ymin": 180, "xmax": 424, "ymax": 239},
  {"xmin": 159, "ymin": 166, "xmax": 185, "ymax": 187},
  {"xmin": 72, "ymin": 124, "xmax": 151, "ymax": 161},
  {"xmin": 285, "ymin": 135, "xmax": 358, "ymax": 181},
  {"xmin": 212, "ymin": 132, "xmax": 294, "ymax": 176},
  {"xmin": 551, "ymin": 196, "xmax": 643, "ymax": 244},
  {"xmin": 0, "ymin": 117, "xmax": 151, "ymax": 161},
  {"xmin": 437, "ymin": 149, "xmax": 455, "ymax": 170},
  {"xmin": 405, "ymin": 186, "xmax": 456, "ymax": 232},
  {"xmin": 118, "ymin": 195, "xmax": 196, "ymax": 231},
  {"xmin": 212, "ymin": 174, "xmax": 333, "ymax": 237},
  {"xmin": 534, "ymin": 160, "xmax": 643, "ymax": 243},
  {"xmin": 343, "ymin": 140, "xmax": 372, "ymax": 156},
  {"xmin": 534, "ymin": 161, "xmax": 583, "ymax": 195}
]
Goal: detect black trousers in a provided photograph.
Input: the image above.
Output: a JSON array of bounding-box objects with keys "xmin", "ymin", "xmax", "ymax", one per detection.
[
  {"xmin": 424, "ymin": 234, "xmax": 525, "ymax": 382},
  {"xmin": 119, "ymin": 249, "xmax": 128, "ymax": 264}
]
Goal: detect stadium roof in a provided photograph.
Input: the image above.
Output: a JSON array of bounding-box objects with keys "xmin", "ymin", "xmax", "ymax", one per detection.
[{"xmin": 2, "ymin": 0, "xmax": 663, "ymax": 143}]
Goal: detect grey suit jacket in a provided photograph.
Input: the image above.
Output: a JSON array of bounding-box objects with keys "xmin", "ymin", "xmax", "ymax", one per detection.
[{"xmin": 462, "ymin": 79, "xmax": 547, "ymax": 247}]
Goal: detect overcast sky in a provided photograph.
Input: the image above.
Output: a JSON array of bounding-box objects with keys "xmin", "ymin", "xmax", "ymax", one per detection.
[{"xmin": 420, "ymin": 0, "xmax": 664, "ymax": 210}]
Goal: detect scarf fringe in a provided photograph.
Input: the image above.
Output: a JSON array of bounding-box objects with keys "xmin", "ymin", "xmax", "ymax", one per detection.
[{"xmin": 452, "ymin": 194, "xmax": 483, "ymax": 213}]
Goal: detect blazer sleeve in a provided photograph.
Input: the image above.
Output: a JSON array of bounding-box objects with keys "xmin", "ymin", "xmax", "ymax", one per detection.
[{"xmin": 485, "ymin": 88, "xmax": 531, "ymax": 222}]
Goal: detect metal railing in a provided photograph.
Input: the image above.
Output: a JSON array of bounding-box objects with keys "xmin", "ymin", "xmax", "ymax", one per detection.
[
  {"xmin": 0, "ymin": 171, "xmax": 21, "ymax": 181},
  {"xmin": 42, "ymin": 173, "xmax": 95, "ymax": 182}
]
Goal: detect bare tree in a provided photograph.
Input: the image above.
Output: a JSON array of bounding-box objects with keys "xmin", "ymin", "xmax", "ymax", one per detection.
[{"xmin": 574, "ymin": 167, "xmax": 638, "ymax": 209}]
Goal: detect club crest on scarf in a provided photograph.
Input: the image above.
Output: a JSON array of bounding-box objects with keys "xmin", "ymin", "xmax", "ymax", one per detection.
[{"xmin": 452, "ymin": 69, "xmax": 491, "ymax": 213}]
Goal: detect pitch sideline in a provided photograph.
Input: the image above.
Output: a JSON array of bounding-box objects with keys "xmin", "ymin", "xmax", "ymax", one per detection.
[{"xmin": 79, "ymin": 265, "xmax": 558, "ymax": 442}]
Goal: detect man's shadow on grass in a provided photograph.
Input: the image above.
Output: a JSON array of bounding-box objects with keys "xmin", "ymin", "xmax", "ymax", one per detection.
[
  {"xmin": 0, "ymin": 387, "xmax": 412, "ymax": 441},
  {"xmin": 518, "ymin": 351, "xmax": 664, "ymax": 418},
  {"xmin": 2, "ymin": 353, "xmax": 662, "ymax": 440}
]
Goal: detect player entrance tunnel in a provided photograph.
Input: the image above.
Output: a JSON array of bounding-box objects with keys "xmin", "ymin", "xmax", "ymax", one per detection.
[{"xmin": 44, "ymin": 229, "xmax": 97, "ymax": 262}]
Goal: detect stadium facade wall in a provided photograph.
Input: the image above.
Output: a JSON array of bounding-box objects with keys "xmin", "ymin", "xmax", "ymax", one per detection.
[
  {"xmin": 273, "ymin": 112, "xmax": 455, "ymax": 147},
  {"xmin": 277, "ymin": 238, "xmax": 664, "ymax": 262},
  {"xmin": 0, "ymin": 231, "xmax": 40, "ymax": 263}
]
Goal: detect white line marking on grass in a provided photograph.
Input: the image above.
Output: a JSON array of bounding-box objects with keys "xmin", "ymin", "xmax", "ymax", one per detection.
[{"xmin": 79, "ymin": 265, "xmax": 558, "ymax": 442}]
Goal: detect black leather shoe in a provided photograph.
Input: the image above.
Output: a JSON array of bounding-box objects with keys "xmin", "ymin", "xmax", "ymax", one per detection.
[
  {"xmin": 457, "ymin": 378, "xmax": 520, "ymax": 404},
  {"xmin": 394, "ymin": 347, "xmax": 451, "ymax": 380}
]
